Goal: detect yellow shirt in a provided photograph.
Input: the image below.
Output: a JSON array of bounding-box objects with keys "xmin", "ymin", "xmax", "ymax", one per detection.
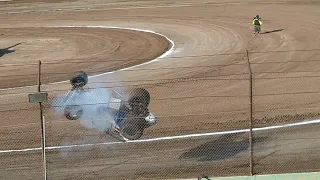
[{"xmin": 252, "ymin": 19, "xmax": 262, "ymax": 25}]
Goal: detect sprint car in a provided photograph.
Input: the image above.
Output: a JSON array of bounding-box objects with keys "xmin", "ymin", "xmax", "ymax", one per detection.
[{"xmin": 53, "ymin": 71, "xmax": 157, "ymax": 142}]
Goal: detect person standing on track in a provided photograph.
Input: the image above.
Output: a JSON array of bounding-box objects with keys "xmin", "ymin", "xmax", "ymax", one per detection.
[{"xmin": 252, "ymin": 15, "xmax": 262, "ymax": 34}]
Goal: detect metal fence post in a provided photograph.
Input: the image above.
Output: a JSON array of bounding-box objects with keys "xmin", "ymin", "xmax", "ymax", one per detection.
[
  {"xmin": 28, "ymin": 61, "xmax": 48, "ymax": 179},
  {"xmin": 246, "ymin": 50, "xmax": 254, "ymax": 176},
  {"xmin": 38, "ymin": 60, "xmax": 47, "ymax": 180}
]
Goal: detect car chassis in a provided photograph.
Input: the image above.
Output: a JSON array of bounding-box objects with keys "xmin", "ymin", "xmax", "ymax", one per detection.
[{"xmin": 57, "ymin": 71, "xmax": 157, "ymax": 142}]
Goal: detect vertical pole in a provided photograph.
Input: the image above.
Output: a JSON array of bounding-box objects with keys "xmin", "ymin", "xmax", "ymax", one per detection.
[
  {"xmin": 38, "ymin": 60, "xmax": 47, "ymax": 180},
  {"xmin": 43, "ymin": 116, "xmax": 47, "ymax": 180},
  {"xmin": 246, "ymin": 50, "xmax": 254, "ymax": 176}
]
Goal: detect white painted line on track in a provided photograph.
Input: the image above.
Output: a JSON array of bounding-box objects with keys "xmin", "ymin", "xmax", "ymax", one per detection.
[
  {"xmin": 1, "ymin": 118, "xmax": 319, "ymax": 154},
  {"xmin": 0, "ymin": 25, "xmax": 175, "ymax": 91}
]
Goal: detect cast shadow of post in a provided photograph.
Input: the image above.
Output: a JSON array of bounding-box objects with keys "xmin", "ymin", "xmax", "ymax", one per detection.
[
  {"xmin": 179, "ymin": 133, "xmax": 268, "ymax": 162},
  {"xmin": 260, "ymin": 29, "xmax": 284, "ymax": 34},
  {"xmin": 0, "ymin": 42, "xmax": 23, "ymax": 57}
]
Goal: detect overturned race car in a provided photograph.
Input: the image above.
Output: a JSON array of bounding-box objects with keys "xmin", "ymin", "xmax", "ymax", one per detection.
[{"xmin": 56, "ymin": 71, "xmax": 157, "ymax": 142}]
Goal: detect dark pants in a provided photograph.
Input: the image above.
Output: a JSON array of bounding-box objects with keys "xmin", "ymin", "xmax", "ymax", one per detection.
[{"xmin": 254, "ymin": 25, "xmax": 261, "ymax": 33}]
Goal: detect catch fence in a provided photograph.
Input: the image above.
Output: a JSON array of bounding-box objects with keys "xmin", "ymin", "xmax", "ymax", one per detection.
[{"xmin": 0, "ymin": 49, "xmax": 320, "ymax": 179}]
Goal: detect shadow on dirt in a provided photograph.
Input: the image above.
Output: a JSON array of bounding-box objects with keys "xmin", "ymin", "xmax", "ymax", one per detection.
[
  {"xmin": 179, "ymin": 133, "xmax": 268, "ymax": 162},
  {"xmin": 261, "ymin": 29, "xmax": 284, "ymax": 34},
  {"xmin": 0, "ymin": 43, "xmax": 23, "ymax": 57}
]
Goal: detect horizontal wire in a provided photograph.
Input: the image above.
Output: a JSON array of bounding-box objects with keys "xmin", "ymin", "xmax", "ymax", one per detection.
[
  {"xmin": 0, "ymin": 74, "xmax": 249, "ymax": 96},
  {"xmin": 256, "ymin": 158, "xmax": 320, "ymax": 164},
  {"xmin": 254, "ymin": 90, "xmax": 320, "ymax": 96},
  {"xmin": 0, "ymin": 63, "xmax": 38, "ymax": 68},
  {"xmin": 3, "ymin": 70, "xmax": 320, "ymax": 86},
  {"xmin": 254, "ymin": 75, "xmax": 320, "ymax": 79},
  {"xmin": 0, "ymin": 93, "xmax": 247, "ymax": 107},
  {"xmin": 3, "ymin": 91, "xmax": 320, "ymax": 110},
  {"xmin": 42, "ymin": 147, "xmax": 320, "ymax": 156},
  {"xmin": 1, "ymin": 127, "xmax": 249, "ymax": 141},
  {"xmin": 250, "ymin": 49, "xmax": 320, "ymax": 54},
  {"xmin": 254, "ymin": 106, "xmax": 320, "ymax": 113},
  {"xmin": 0, "ymin": 48, "xmax": 319, "ymax": 67},
  {"xmin": 2, "ymin": 90, "xmax": 320, "ymax": 108},
  {"xmin": 0, "ymin": 52, "xmax": 244, "ymax": 67},
  {"xmin": 1, "ymin": 93, "xmax": 320, "ymax": 115},
  {"xmin": 250, "ymin": 59, "xmax": 320, "ymax": 64},
  {"xmin": 41, "ymin": 64, "xmax": 246, "ymax": 73},
  {"xmin": 42, "ymin": 135, "xmax": 320, "ymax": 142},
  {"xmin": 0, "ymin": 158, "xmax": 245, "ymax": 172},
  {"xmin": 4, "ymin": 66, "xmax": 320, "ymax": 79},
  {"xmin": 48, "ymin": 95, "xmax": 247, "ymax": 107},
  {"xmin": 0, "ymin": 66, "xmax": 249, "ymax": 79},
  {"xmin": 2, "ymin": 150, "xmax": 316, "ymax": 168},
  {"xmin": 2, "ymin": 144, "xmax": 319, "ymax": 159},
  {"xmin": 253, "ymin": 70, "xmax": 320, "ymax": 74},
  {"xmin": 0, "ymin": 107, "xmax": 37, "ymax": 113},
  {"xmin": 39, "ymin": 77, "xmax": 249, "ymax": 92},
  {"xmin": 0, "ymin": 122, "xmax": 40, "ymax": 129},
  {"xmin": 2, "ymin": 61, "xmax": 320, "ymax": 80},
  {"xmin": 42, "ymin": 53, "xmax": 241, "ymax": 65},
  {"xmin": 2, "ymin": 89, "xmax": 320, "ymax": 104},
  {"xmin": 0, "ymin": 110, "xmax": 248, "ymax": 126}
]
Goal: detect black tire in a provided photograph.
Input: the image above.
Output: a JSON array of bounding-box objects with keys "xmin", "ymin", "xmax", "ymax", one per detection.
[
  {"xmin": 120, "ymin": 123, "xmax": 143, "ymax": 140},
  {"xmin": 128, "ymin": 88, "xmax": 150, "ymax": 115},
  {"xmin": 70, "ymin": 71, "xmax": 88, "ymax": 89},
  {"xmin": 120, "ymin": 115, "xmax": 147, "ymax": 140},
  {"xmin": 64, "ymin": 105, "xmax": 83, "ymax": 120}
]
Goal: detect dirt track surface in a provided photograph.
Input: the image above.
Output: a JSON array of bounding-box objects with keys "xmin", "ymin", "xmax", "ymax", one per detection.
[
  {"xmin": 0, "ymin": 27, "xmax": 169, "ymax": 88},
  {"xmin": 0, "ymin": 0, "xmax": 320, "ymax": 179}
]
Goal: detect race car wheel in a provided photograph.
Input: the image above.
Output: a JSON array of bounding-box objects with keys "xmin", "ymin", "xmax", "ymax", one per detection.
[
  {"xmin": 120, "ymin": 115, "xmax": 147, "ymax": 140},
  {"xmin": 70, "ymin": 71, "xmax": 88, "ymax": 89},
  {"xmin": 128, "ymin": 88, "xmax": 150, "ymax": 115},
  {"xmin": 120, "ymin": 123, "xmax": 143, "ymax": 140},
  {"xmin": 64, "ymin": 105, "xmax": 83, "ymax": 120}
]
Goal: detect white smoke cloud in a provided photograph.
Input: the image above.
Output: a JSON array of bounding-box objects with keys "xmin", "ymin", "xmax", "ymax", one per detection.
[{"xmin": 50, "ymin": 73, "xmax": 126, "ymax": 155}]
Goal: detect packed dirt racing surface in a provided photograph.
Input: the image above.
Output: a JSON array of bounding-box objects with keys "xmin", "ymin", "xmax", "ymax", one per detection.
[{"xmin": 0, "ymin": 0, "xmax": 320, "ymax": 179}]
